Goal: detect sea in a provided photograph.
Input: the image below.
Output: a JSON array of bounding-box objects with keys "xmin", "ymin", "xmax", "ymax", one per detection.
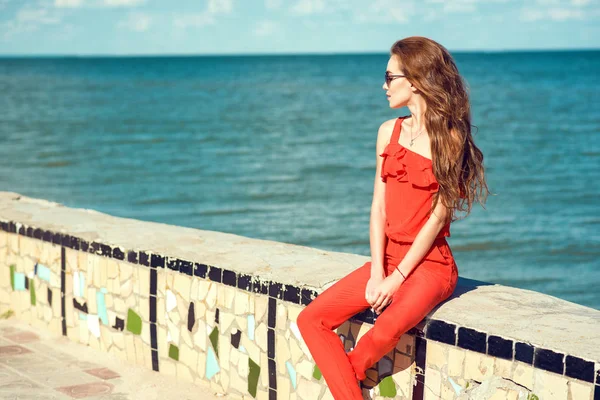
[{"xmin": 0, "ymin": 51, "xmax": 598, "ymax": 309}]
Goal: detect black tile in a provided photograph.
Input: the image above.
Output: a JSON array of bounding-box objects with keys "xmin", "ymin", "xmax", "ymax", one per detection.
[
  {"xmin": 52, "ymin": 232, "xmax": 62, "ymax": 245},
  {"xmin": 167, "ymin": 257, "xmax": 179, "ymax": 272},
  {"xmin": 150, "ymin": 269, "xmax": 157, "ymax": 296},
  {"xmin": 267, "ymin": 297, "xmax": 276, "ymax": 328},
  {"xmin": 283, "ymin": 285, "xmax": 300, "ymax": 304},
  {"xmin": 151, "ymin": 349, "xmax": 159, "ymax": 371},
  {"xmin": 487, "ymin": 335, "xmax": 513, "ymax": 360},
  {"xmin": 8, "ymin": 222, "xmax": 16, "ymax": 233},
  {"xmin": 70, "ymin": 237, "xmax": 80, "ymax": 251},
  {"xmin": 47, "ymin": 288, "xmax": 52, "ymax": 306},
  {"xmin": 215, "ymin": 308, "xmax": 220, "ymax": 324},
  {"xmin": 100, "ymin": 244, "xmax": 111, "ymax": 257},
  {"xmin": 231, "ymin": 330, "xmax": 241, "ymax": 348},
  {"xmin": 222, "ymin": 270, "xmax": 237, "ymax": 287},
  {"xmin": 237, "ymin": 274, "xmax": 252, "ymax": 291},
  {"xmin": 33, "ymin": 228, "xmax": 42, "ymax": 239},
  {"xmin": 90, "ymin": 242, "xmax": 101, "ymax": 255},
  {"xmin": 534, "ymin": 348, "xmax": 564, "ymax": 375},
  {"xmin": 187, "ymin": 302, "xmax": 195, "ymax": 332},
  {"xmin": 252, "ymin": 279, "xmax": 268, "ymax": 295},
  {"xmin": 267, "ymin": 328, "xmax": 275, "ymax": 359},
  {"xmin": 268, "ymin": 282, "xmax": 283, "ymax": 299},
  {"xmin": 151, "ymin": 254, "xmax": 165, "ymax": 269},
  {"xmin": 0, "ymin": 221, "xmax": 8, "ymax": 232},
  {"xmin": 515, "ymin": 342, "xmax": 534, "ymax": 364},
  {"xmin": 180, "ymin": 260, "xmax": 193, "ymax": 276},
  {"xmin": 594, "ymin": 385, "xmax": 599, "ymax": 400},
  {"xmin": 112, "ymin": 247, "xmax": 125, "ymax": 260},
  {"xmin": 80, "ymin": 240, "xmax": 89, "ymax": 252},
  {"xmin": 208, "ymin": 266, "xmax": 222, "ymax": 283},
  {"xmin": 149, "ymin": 296, "xmax": 157, "ymax": 323},
  {"xmin": 26, "ymin": 227, "xmax": 33, "ymax": 237},
  {"xmin": 597, "ymin": 368, "xmax": 600, "ymax": 385},
  {"xmin": 61, "ymin": 234, "xmax": 71, "ymax": 247},
  {"xmin": 24, "ymin": 277, "xmax": 29, "ymax": 290},
  {"xmin": 73, "ymin": 298, "xmax": 88, "ymax": 313},
  {"xmin": 194, "ymin": 263, "xmax": 207, "ymax": 278},
  {"xmin": 43, "ymin": 230, "xmax": 52, "ymax": 242},
  {"xmin": 300, "ymin": 288, "xmax": 317, "ymax": 305},
  {"xmin": 127, "ymin": 251, "xmax": 138, "ymax": 264},
  {"xmin": 150, "ymin": 323, "xmax": 158, "ymax": 350},
  {"xmin": 268, "ymin": 358, "xmax": 277, "ymax": 389},
  {"xmin": 413, "ymin": 336, "xmax": 427, "ymax": 400},
  {"xmin": 18, "ymin": 225, "xmax": 25, "ymax": 235},
  {"xmin": 457, "ymin": 327, "xmax": 486, "ymax": 353},
  {"xmin": 425, "ymin": 320, "xmax": 456, "ymax": 346},
  {"xmin": 269, "ymin": 389, "xmax": 277, "ymax": 400},
  {"xmin": 139, "ymin": 251, "xmax": 150, "ymax": 266},
  {"xmin": 565, "ymin": 355, "xmax": 594, "ymax": 383},
  {"xmin": 34, "ymin": 263, "xmax": 38, "ymax": 275},
  {"xmin": 113, "ymin": 317, "xmax": 125, "ymax": 331}
]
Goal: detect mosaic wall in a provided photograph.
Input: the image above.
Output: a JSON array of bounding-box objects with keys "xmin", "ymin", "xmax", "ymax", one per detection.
[{"xmin": 0, "ymin": 220, "xmax": 599, "ymax": 400}]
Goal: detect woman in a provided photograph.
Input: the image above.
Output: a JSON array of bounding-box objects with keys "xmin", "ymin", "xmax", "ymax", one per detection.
[{"xmin": 296, "ymin": 36, "xmax": 489, "ymax": 399}]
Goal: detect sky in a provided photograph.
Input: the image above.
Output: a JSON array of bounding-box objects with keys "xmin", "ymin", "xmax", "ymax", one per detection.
[{"xmin": 0, "ymin": 0, "xmax": 598, "ymax": 56}]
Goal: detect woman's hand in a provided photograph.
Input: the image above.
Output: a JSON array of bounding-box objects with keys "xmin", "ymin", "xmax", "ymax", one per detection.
[
  {"xmin": 365, "ymin": 273, "xmax": 385, "ymax": 307},
  {"xmin": 370, "ymin": 274, "xmax": 405, "ymax": 315}
]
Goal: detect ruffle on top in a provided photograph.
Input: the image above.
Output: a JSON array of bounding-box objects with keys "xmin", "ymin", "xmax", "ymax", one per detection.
[{"xmin": 379, "ymin": 143, "xmax": 439, "ymax": 193}]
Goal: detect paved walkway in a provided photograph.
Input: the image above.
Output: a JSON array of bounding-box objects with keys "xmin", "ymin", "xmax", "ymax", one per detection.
[{"xmin": 0, "ymin": 318, "xmax": 230, "ymax": 399}]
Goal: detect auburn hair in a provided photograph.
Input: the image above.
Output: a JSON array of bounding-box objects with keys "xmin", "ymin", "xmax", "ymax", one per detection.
[{"xmin": 390, "ymin": 36, "xmax": 489, "ymax": 222}]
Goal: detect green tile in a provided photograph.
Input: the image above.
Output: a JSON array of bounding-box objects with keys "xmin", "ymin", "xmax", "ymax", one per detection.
[
  {"xmin": 209, "ymin": 326, "xmax": 219, "ymax": 358},
  {"xmin": 30, "ymin": 282, "xmax": 36, "ymax": 306},
  {"xmin": 126, "ymin": 309, "xmax": 142, "ymax": 335},
  {"xmin": 168, "ymin": 344, "xmax": 179, "ymax": 361},
  {"xmin": 378, "ymin": 376, "xmax": 397, "ymax": 398},
  {"xmin": 248, "ymin": 357, "xmax": 260, "ymax": 398},
  {"xmin": 313, "ymin": 365, "xmax": 321, "ymax": 380},
  {"xmin": 10, "ymin": 265, "xmax": 15, "ymax": 290}
]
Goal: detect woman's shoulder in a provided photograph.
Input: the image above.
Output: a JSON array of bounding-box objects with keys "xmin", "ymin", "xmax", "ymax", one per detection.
[{"xmin": 377, "ymin": 118, "xmax": 398, "ymax": 145}]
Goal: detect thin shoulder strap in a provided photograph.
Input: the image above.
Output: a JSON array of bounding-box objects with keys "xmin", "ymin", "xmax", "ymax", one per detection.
[{"xmin": 389, "ymin": 117, "xmax": 405, "ymax": 145}]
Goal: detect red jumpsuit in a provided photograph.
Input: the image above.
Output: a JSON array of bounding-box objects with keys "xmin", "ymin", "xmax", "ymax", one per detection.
[{"xmin": 297, "ymin": 116, "xmax": 459, "ymax": 399}]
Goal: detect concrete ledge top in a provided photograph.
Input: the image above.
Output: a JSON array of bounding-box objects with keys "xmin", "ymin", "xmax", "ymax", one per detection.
[{"xmin": 1, "ymin": 192, "xmax": 599, "ymax": 363}]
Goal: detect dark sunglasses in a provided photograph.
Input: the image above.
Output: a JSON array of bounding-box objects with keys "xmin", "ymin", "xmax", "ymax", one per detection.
[{"xmin": 385, "ymin": 71, "xmax": 406, "ymax": 86}]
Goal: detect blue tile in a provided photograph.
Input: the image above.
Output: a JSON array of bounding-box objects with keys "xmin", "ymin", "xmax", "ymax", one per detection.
[
  {"xmin": 425, "ymin": 320, "xmax": 456, "ymax": 345},
  {"xmin": 487, "ymin": 335, "xmax": 513, "ymax": 360},
  {"xmin": 515, "ymin": 342, "xmax": 534, "ymax": 364},
  {"xmin": 457, "ymin": 327, "xmax": 486, "ymax": 353},
  {"xmin": 534, "ymin": 348, "xmax": 564, "ymax": 375},
  {"xmin": 565, "ymin": 355, "xmax": 594, "ymax": 383}
]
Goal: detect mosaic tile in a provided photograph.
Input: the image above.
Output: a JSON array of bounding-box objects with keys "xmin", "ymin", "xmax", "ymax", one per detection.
[
  {"xmin": 248, "ymin": 357, "xmax": 260, "ymax": 397},
  {"xmin": 283, "ymin": 285, "xmax": 300, "ymax": 303},
  {"xmin": 206, "ymin": 347, "xmax": 220, "ymax": 379},
  {"xmin": 169, "ymin": 344, "xmax": 179, "ymax": 361},
  {"xmin": 313, "ymin": 365, "xmax": 322, "ymax": 380},
  {"xmin": 29, "ymin": 283, "xmax": 36, "ymax": 306},
  {"xmin": 73, "ymin": 299, "xmax": 88, "ymax": 314},
  {"xmin": 237, "ymin": 274, "xmax": 252, "ymax": 291},
  {"xmin": 79, "ymin": 313, "xmax": 87, "ymax": 321},
  {"xmin": 139, "ymin": 251, "xmax": 149, "ymax": 266},
  {"xmin": 88, "ymin": 315, "xmax": 101, "ymax": 338},
  {"xmin": 457, "ymin": 327, "xmax": 486, "ymax": 353},
  {"xmin": 36, "ymin": 264, "xmax": 51, "ymax": 282},
  {"xmin": 223, "ymin": 270, "xmax": 236, "ymax": 287},
  {"xmin": 113, "ymin": 317, "xmax": 125, "ymax": 331},
  {"xmin": 248, "ymin": 315, "xmax": 256, "ymax": 341},
  {"xmin": 267, "ymin": 329, "xmax": 275, "ymax": 359},
  {"xmin": 215, "ymin": 308, "xmax": 220, "ymax": 324},
  {"xmin": 268, "ymin": 358, "xmax": 276, "ymax": 389},
  {"xmin": 286, "ymin": 361, "xmax": 297, "ymax": 389},
  {"xmin": 488, "ymin": 335, "xmax": 513, "ymax": 360},
  {"xmin": 126, "ymin": 309, "xmax": 142, "ymax": 335},
  {"xmin": 96, "ymin": 291, "xmax": 108, "ymax": 325},
  {"xmin": 379, "ymin": 375, "xmax": 397, "ymax": 398},
  {"xmin": 534, "ymin": 348, "xmax": 564, "ymax": 375},
  {"xmin": 208, "ymin": 266, "xmax": 222, "ymax": 283},
  {"xmin": 112, "ymin": 247, "xmax": 124, "ymax": 260},
  {"xmin": 187, "ymin": 303, "xmax": 195, "ymax": 332},
  {"xmin": 151, "ymin": 254, "xmax": 165, "ymax": 269},
  {"xmin": 231, "ymin": 329, "xmax": 241, "ymax": 349},
  {"xmin": 209, "ymin": 326, "xmax": 219, "ymax": 358},
  {"xmin": 166, "ymin": 290, "xmax": 177, "ymax": 312},
  {"xmin": 194, "ymin": 263, "xmax": 207, "ymax": 278},
  {"xmin": 9, "ymin": 264, "xmax": 15, "ymax": 290},
  {"xmin": 14, "ymin": 272, "xmax": 25, "ymax": 291},
  {"xmin": 24, "ymin": 276, "xmax": 29, "ymax": 290},
  {"xmin": 515, "ymin": 342, "xmax": 534, "ymax": 364},
  {"xmin": 127, "ymin": 251, "xmax": 138, "ymax": 264}
]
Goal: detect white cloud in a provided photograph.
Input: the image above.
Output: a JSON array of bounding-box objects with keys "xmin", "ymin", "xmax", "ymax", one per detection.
[
  {"xmin": 253, "ymin": 20, "xmax": 278, "ymax": 36},
  {"xmin": 172, "ymin": 0, "xmax": 233, "ymax": 30},
  {"xmin": 54, "ymin": 0, "xmax": 83, "ymax": 8},
  {"xmin": 520, "ymin": 6, "xmax": 585, "ymax": 21},
  {"xmin": 2, "ymin": 2, "xmax": 62, "ymax": 40},
  {"xmin": 207, "ymin": 0, "xmax": 232, "ymax": 14},
  {"xmin": 354, "ymin": 0, "xmax": 415, "ymax": 24},
  {"xmin": 118, "ymin": 12, "xmax": 152, "ymax": 31},
  {"xmin": 291, "ymin": 0, "xmax": 325, "ymax": 15},
  {"xmin": 571, "ymin": 0, "xmax": 590, "ymax": 5},
  {"xmin": 265, "ymin": 0, "xmax": 282, "ymax": 10},
  {"xmin": 103, "ymin": 0, "xmax": 145, "ymax": 6}
]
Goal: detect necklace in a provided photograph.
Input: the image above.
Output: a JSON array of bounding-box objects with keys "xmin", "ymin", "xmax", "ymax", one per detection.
[{"xmin": 409, "ymin": 120, "xmax": 426, "ymax": 147}]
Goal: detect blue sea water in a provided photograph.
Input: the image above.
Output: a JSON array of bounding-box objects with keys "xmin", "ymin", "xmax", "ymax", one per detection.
[{"xmin": 0, "ymin": 51, "xmax": 598, "ymax": 309}]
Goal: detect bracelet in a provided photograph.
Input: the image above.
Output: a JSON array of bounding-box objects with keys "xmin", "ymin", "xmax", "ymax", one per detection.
[{"xmin": 395, "ymin": 266, "xmax": 406, "ymax": 280}]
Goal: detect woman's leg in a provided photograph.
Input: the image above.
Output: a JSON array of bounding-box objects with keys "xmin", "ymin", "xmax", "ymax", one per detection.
[
  {"xmin": 347, "ymin": 260, "xmax": 457, "ymax": 380},
  {"xmin": 296, "ymin": 261, "xmax": 373, "ymax": 400}
]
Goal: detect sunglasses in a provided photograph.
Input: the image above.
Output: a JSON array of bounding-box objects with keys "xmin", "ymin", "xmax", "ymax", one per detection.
[{"xmin": 385, "ymin": 71, "xmax": 406, "ymax": 86}]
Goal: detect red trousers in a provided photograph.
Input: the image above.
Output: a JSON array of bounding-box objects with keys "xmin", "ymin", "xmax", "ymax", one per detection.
[{"xmin": 297, "ymin": 237, "xmax": 458, "ymax": 400}]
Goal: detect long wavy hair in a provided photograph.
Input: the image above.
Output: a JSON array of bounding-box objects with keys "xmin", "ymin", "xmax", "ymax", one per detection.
[{"xmin": 390, "ymin": 36, "xmax": 489, "ymax": 222}]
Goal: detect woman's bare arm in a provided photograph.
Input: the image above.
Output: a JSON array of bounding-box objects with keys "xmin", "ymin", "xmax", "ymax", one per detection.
[{"xmin": 369, "ymin": 119, "xmax": 395, "ymax": 278}]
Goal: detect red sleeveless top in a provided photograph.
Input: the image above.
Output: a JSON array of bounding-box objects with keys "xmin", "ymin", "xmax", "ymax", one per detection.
[{"xmin": 380, "ymin": 117, "xmax": 451, "ymax": 243}]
